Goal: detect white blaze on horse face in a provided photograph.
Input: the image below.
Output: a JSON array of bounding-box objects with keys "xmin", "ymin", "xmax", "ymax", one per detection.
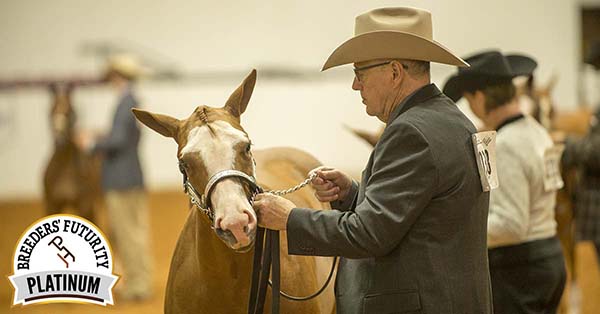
[{"xmin": 181, "ymin": 120, "xmax": 257, "ymax": 239}]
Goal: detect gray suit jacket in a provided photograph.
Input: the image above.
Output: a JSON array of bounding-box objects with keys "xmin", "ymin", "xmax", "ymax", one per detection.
[
  {"xmin": 94, "ymin": 89, "xmax": 144, "ymax": 191},
  {"xmin": 287, "ymin": 84, "xmax": 492, "ymax": 314}
]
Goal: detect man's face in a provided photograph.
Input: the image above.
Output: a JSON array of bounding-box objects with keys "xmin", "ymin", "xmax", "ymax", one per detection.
[{"xmin": 352, "ymin": 60, "xmax": 394, "ymax": 119}]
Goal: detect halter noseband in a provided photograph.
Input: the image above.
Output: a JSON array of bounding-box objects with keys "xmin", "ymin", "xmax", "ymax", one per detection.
[{"xmin": 178, "ymin": 160, "xmax": 261, "ymax": 224}]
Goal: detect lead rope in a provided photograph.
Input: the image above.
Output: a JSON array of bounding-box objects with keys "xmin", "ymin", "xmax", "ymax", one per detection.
[{"xmin": 248, "ymin": 170, "xmax": 337, "ymax": 314}]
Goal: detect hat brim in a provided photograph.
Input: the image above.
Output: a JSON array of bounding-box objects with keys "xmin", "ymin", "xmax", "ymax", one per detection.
[
  {"xmin": 443, "ymin": 55, "xmax": 537, "ymax": 102},
  {"xmin": 506, "ymin": 54, "xmax": 538, "ymax": 77},
  {"xmin": 322, "ymin": 31, "xmax": 469, "ymax": 71}
]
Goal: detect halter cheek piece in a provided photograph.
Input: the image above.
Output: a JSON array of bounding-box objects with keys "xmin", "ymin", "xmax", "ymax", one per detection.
[{"xmin": 178, "ymin": 160, "xmax": 261, "ymax": 225}]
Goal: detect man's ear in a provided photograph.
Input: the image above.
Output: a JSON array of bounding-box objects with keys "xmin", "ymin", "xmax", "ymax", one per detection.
[
  {"xmin": 132, "ymin": 108, "xmax": 180, "ymax": 138},
  {"xmin": 390, "ymin": 61, "xmax": 405, "ymax": 86},
  {"xmin": 474, "ymin": 90, "xmax": 486, "ymax": 103}
]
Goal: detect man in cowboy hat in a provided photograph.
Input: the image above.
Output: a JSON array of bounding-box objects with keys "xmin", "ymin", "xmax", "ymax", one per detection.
[
  {"xmin": 254, "ymin": 7, "xmax": 492, "ymax": 313},
  {"xmin": 444, "ymin": 50, "xmax": 567, "ymax": 314},
  {"xmin": 76, "ymin": 54, "xmax": 152, "ymax": 301}
]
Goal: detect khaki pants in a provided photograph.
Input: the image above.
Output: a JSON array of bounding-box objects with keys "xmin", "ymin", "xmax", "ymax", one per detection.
[{"xmin": 105, "ymin": 188, "xmax": 151, "ymax": 298}]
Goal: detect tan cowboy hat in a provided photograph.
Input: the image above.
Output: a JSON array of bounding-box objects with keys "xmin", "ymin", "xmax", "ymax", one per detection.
[
  {"xmin": 105, "ymin": 54, "xmax": 150, "ymax": 80},
  {"xmin": 322, "ymin": 7, "xmax": 469, "ymax": 71}
]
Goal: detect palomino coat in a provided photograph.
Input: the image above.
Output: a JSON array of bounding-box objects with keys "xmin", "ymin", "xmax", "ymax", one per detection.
[{"xmin": 287, "ymin": 84, "xmax": 493, "ymax": 314}]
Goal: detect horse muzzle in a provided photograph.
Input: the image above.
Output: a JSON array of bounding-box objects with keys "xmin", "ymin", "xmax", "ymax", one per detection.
[{"xmin": 215, "ymin": 226, "xmax": 257, "ymax": 252}]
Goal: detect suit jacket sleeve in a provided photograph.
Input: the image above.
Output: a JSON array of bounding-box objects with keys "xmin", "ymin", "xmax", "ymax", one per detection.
[
  {"xmin": 287, "ymin": 121, "xmax": 438, "ymax": 258},
  {"xmin": 94, "ymin": 95, "xmax": 137, "ymax": 155},
  {"xmin": 329, "ymin": 180, "xmax": 359, "ymax": 212}
]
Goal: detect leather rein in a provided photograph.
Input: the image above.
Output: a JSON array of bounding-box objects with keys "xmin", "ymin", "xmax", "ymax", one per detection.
[{"xmin": 177, "ymin": 160, "xmax": 337, "ymax": 314}]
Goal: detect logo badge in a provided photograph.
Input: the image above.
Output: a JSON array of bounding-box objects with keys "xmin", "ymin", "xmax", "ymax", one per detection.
[{"xmin": 8, "ymin": 214, "xmax": 118, "ymax": 306}]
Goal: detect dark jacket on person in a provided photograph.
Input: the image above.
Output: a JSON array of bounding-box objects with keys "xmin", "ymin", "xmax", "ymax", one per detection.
[
  {"xmin": 287, "ymin": 84, "xmax": 493, "ymax": 314},
  {"xmin": 562, "ymin": 109, "xmax": 600, "ymax": 243},
  {"xmin": 94, "ymin": 88, "xmax": 144, "ymax": 191}
]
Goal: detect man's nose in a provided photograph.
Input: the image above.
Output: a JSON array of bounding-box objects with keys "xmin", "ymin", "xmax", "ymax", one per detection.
[{"xmin": 352, "ymin": 76, "xmax": 361, "ymax": 90}]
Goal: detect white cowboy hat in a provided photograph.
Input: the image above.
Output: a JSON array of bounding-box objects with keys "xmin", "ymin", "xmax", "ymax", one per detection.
[
  {"xmin": 106, "ymin": 54, "xmax": 150, "ymax": 80},
  {"xmin": 322, "ymin": 7, "xmax": 469, "ymax": 71}
]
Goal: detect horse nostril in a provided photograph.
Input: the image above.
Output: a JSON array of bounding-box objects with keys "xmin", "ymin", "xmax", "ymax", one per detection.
[
  {"xmin": 215, "ymin": 217, "xmax": 223, "ymax": 230},
  {"xmin": 217, "ymin": 212, "xmax": 253, "ymax": 246},
  {"xmin": 244, "ymin": 209, "xmax": 256, "ymax": 228}
]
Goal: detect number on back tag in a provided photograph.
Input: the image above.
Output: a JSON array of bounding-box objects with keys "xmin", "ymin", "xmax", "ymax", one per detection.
[
  {"xmin": 543, "ymin": 144, "xmax": 565, "ymax": 192},
  {"xmin": 472, "ymin": 131, "xmax": 498, "ymax": 192}
]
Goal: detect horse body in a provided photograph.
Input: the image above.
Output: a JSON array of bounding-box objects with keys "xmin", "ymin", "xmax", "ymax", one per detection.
[
  {"xmin": 166, "ymin": 147, "xmax": 334, "ymax": 314},
  {"xmin": 133, "ymin": 70, "xmax": 335, "ymax": 314},
  {"xmin": 43, "ymin": 84, "xmax": 101, "ymax": 222}
]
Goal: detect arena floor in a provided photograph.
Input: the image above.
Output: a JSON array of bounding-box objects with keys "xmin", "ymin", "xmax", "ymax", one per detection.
[{"xmin": 0, "ymin": 190, "xmax": 599, "ymax": 314}]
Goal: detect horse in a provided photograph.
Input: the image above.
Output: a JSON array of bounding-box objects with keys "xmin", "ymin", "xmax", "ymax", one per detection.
[
  {"xmin": 132, "ymin": 69, "xmax": 335, "ymax": 314},
  {"xmin": 345, "ymin": 124, "xmax": 383, "ymax": 148},
  {"xmin": 43, "ymin": 83, "xmax": 101, "ymax": 223}
]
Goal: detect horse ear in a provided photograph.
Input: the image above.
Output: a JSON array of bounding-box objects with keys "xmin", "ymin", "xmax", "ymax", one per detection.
[
  {"xmin": 344, "ymin": 125, "xmax": 382, "ymax": 147},
  {"xmin": 513, "ymin": 77, "xmax": 529, "ymax": 97},
  {"xmin": 132, "ymin": 108, "xmax": 180, "ymax": 138},
  {"xmin": 224, "ymin": 69, "xmax": 257, "ymax": 118},
  {"xmin": 545, "ymin": 73, "xmax": 558, "ymax": 92}
]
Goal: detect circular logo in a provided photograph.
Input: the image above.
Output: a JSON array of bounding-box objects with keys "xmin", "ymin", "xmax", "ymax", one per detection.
[{"xmin": 8, "ymin": 214, "xmax": 118, "ymax": 306}]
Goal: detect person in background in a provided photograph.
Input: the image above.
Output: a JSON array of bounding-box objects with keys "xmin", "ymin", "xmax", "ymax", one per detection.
[
  {"xmin": 77, "ymin": 54, "xmax": 152, "ymax": 301},
  {"xmin": 561, "ymin": 40, "xmax": 600, "ymax": 264},
  {"xmin": 444, "ymin": 50, "xmax": 567, "ymax": 314}
]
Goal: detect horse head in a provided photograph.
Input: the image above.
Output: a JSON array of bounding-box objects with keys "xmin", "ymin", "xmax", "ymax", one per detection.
[
  {"xmin": 518, "ymin": 74, "xmax": 558, "ymax": 130},
  {"xmin": 345, "ymin": 124, "xmax": 384, "ymax": 147},
  {"xmin": 49, "ymin": 83, "xmax": 76, "ymax": 145},
  {"xmin": 132, "ymin": 70, "xmax": 259, "ymax": 252}
]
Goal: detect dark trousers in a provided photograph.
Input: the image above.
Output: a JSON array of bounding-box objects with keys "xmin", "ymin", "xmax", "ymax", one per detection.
[{"xmin": 488, "ymin": 237, "xmax": 566, "ymax": 314}]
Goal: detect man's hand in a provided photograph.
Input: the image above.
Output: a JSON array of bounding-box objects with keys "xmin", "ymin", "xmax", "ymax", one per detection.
[
  {"xmin": 310, "ymin": 166, "xmax": 353, "ymax": 202},
  {"xmin": 253, "ymin": 193, "xmax": 296, "ymax": 230}
]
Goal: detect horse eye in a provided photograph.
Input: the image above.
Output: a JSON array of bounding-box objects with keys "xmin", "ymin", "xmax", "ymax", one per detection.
[{"xmin": 245, "ymin": 143, "xmax": 252, "ymax": 153}]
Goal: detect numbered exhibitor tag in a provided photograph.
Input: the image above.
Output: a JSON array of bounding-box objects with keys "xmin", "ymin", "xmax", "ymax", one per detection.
[
  {"xmin": 472, "ymin": 131, "xmax": 498, "ymax": 192},
  {"xmin": 543, "ymin": 144, "xmax": 565, "ymax": 192}
]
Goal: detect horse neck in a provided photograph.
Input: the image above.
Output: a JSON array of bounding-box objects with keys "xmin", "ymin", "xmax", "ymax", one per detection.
[
  {"xmin": 53, "ymin": 137, "xmax": 77, "ymax": 155},
  {"xmin": 191, "ymin": 209, "xmax": 254, "ymax": 284}
]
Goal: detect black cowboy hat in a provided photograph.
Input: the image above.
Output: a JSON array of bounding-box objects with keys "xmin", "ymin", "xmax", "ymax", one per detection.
[
  {"xmin": 442, "ymin": 50, "xmax": 537, "ymax": 102},
  {"xmin": 585, "ymin": 41, "xmax": 600, "ymax": 69}
]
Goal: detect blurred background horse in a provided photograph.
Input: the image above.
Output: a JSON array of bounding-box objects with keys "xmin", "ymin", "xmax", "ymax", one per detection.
[{"xmin": 43, "ymin": 83, "xmax": 102, "ymax": 223}]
